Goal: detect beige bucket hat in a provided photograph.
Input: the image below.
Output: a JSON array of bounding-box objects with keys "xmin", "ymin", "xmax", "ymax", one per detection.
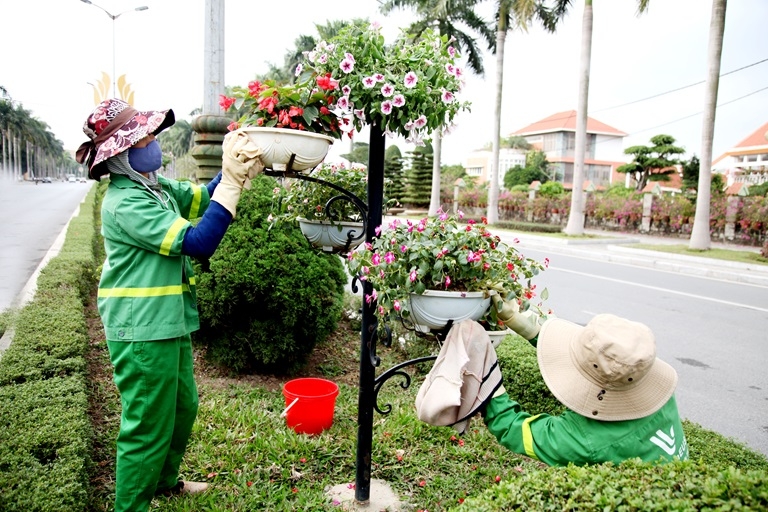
[{"xmin": 537, "ymin": 314, "xmax": 678, "ymax": 421}]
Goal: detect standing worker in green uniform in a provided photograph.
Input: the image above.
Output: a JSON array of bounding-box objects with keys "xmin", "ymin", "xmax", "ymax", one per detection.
[
  {"xmin": 483, "ymin": 295, "xmax": 689, "ymax": 466},
  {"xmin": 76, "ymin": 98, "xmax": 263, "ymax": 510}
]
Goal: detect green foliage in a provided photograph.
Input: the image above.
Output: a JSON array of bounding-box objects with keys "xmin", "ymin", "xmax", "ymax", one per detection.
[
  {"xmin": 683, "ymin": 419, "xmax": 768, "ymax": 471},
  {"xmin": 616, "ymin": 134, "xmax": 686, "ymax": 191},
  {"xmin": 503, "ymin": 150, "xmax": 550, "ymax": 189},
  {"xmin": 711, "ymin": 172, "xmax": 726, "ymax": 195},
  {"xmin": 401, "ymin": 144, "xmax": 434, "ymax": 208},
  {"xmin": 272, "ymin": 162, "xmax": 369, "ymax": 224},
  {"xmin": 384, "ymin": 144, "xmax": 406, "ymax": 206},
  {"xmin": 194, "ymin": 175, "xmax": 347, "ymax": 374},
  {"xmin": 340, "ymin": 141, "xmax": 370, "ymax": 165},
  {"xmin": 681, "ymin": 155, "xmax": 700, "ymax": 192},
  {"xmin": 0, "ymin": 185, "xmax": 101, "ymax": 510},
  {"xmin": 494, "ymin": 220, "xmax": 563, "ymax": 233},
  {"xmin": 537, "ymin": 181, "xmax": 565, "ymax": 198},
  {"xmin": 748, "ymin": 181, "xmax": 768, "ymax": 197},
  {"xmin": 452, "ymin": 459, "xmax": 768, "ymax": 511},
  {"xmin": 604, "ymin": 183, "xmax": 637, "ymax": 197}
]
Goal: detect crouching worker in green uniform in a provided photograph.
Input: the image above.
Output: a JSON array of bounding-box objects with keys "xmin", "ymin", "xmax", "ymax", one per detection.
[
  {"xmin": 76, "ymin": 99, "xmax": 264, "ymax": 511},
  {"xmin": 483, "ymin": 294, "xmax": 689, "ymax": 466}
]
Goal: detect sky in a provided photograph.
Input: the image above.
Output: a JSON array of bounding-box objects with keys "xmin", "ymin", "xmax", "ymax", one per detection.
[{"xmin": 1, "ymin": 0, "xmax": 767, "ymax": 167}]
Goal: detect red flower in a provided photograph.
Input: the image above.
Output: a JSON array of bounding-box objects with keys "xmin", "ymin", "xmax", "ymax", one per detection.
[
  {"xmin": 226, "ymin": 121, "xmax": 239, "ymax": 132},
  {"xmin": 219, "ymin": 94, "xmax": 236, "ymax": 111}
]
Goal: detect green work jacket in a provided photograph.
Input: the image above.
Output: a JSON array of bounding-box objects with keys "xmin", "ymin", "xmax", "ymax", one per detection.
[
  {"xmin": 98, "ymin": 173, "xmax": 210, "ymax": 342},
  {"xmin": 483, "ymin": 393, "xmax": 689, "ymax": 467}
]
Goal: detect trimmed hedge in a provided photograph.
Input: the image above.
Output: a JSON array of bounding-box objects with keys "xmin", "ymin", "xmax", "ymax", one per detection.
[
  {"xmin": 0, "ymin": 183, "xmax": 102, "ymax": 511},
  {"xmin": 464, "ymin": 332, "xmax": 768, "ymax": 509},
  {"xmin": 452, "ymin": 459, "xmax": 768, "ymax": 511}
]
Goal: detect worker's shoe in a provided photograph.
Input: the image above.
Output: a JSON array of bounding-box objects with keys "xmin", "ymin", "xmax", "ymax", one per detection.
[{"xmin": 156, "ymin": 480, "xmax": 209, "ymax": 496}]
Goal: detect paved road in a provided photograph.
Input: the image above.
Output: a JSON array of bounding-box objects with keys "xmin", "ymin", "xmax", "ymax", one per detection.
[{"xmin": 0, "ymin": 179, "xmax": 92, "ymax": 311}]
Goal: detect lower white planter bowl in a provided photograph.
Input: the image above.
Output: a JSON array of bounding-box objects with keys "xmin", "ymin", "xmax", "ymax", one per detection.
[
  {"xmin": 486, "ymin": 329, "xmax": 514, "ymax": 348},
  {"xmin": 408, "ymin": 290, "xmax": 491, "ymax": 331},
  {"xmin": 298, "ymin": 218, "xmax": 365, "ymax": 253},
  {"xmin": 240, "ymin": 127, "xmax": 334, "ymax": 172}
]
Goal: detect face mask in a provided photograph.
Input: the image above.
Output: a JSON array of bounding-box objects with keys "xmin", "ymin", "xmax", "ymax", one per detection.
[{"xmin": 128, "ymin": 140, "xmax": 163, "ymax": 173}]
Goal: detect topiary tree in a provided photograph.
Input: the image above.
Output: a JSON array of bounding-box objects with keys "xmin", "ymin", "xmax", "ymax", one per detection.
[
  {"xmin": 401, "ymin": 143, "xmax": 434, "ymax": 209},
  {"xmin": 384, "ymin": 144, "xmax": 405, "ymax": 207},
  {"xmin": 193, "ymin": 174, "xmax": 348, "ymax": 374}
]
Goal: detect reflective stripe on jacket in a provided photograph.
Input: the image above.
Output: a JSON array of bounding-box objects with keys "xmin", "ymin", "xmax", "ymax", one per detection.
[
  {"xmin": 483, "ymin": 394, "xmax": 689, "ymax": 466},
  {"xmin": 98, "ymin": 174, "xmax": 211, "ymax": 341}
]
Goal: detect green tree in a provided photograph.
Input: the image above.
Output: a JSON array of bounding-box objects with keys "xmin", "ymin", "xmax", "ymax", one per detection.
[
  {"xmin": 380, "ymin": 0, "xmax": 495, "ymax": 216},
  {"xmin": 384, "ymin": 144, "xmax": 406, "ymax": 206},
  {"xmin": 504, "ymin": 149, "xmax": 550, "ymax": 188},
  {"xmin": 565, "ymin": 0, "xmax": 650, "ymax": 236},
  {"xmin": 616, "ymin": 134, "xmax": 685, "ymax": 192},
  {"xmin": 341, "ymin": 142, "xmax": 370, "ymax": 165},
  {"xmin": 401, "ymin": 143, "xmax": 434, "ymax": 209},
  {"xmin": 487, "ymin": 0, "xmax": 570, "ymax": 224},
  {"xmin": 690, "ymin": 0, "xmax": 727, "ymax": 250},
  {"xmin": 501, "ymin": 135, "xmax": 532, "ymax": 150},
  {"xmin": 681, "ymin": 155, "xmax": 700, "ymax": 193}
]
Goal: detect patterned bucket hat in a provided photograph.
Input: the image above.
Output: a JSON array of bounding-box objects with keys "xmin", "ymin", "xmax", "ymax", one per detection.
[{"xmin": 76, "ymin": 98, "xmax": 175, "ymax": 179}]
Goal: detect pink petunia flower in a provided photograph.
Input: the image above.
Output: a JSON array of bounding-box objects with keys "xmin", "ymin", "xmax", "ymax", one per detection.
[
  {"xmin": 340, "ymin": 59, "xmax": 354, "ymax": 74},
  {"xmin": 362, "ymin": 76, "xmax": 376, "ymax": 88},
  {"xmin": 392, "ymin": 94, "xmax": 405, "ymax": 107},
  {"xmin": 403, "ymin": 71, "xmax": 418, "ymax": 88},
  {"xmin": 380, "ymin": 83, "xmax": 395, "ymax": 97},
  {"xmin": 414, "ymin": 115, "xmax": 427, "ymax": 128},
  {"xmin": 384, "ymin": 252, "xmax": 396, "ymax": 264},
  {"xmin": 441, "ymin": 90, "xmax": 454, "ymax": 103},
  {"xmin": 381, "ymin": 100, "xmax": 393, "ymax": 115},
  {"xmin": 409, "ymin": 270, "xmax": 418, "ymax": 282}
]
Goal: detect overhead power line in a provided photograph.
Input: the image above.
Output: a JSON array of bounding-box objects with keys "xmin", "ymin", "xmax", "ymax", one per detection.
[{"xmin": 590, "ymin": 57, "xmax": 768, "ymax": 114}]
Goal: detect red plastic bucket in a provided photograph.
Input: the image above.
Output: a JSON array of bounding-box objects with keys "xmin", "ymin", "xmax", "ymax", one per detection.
[{"xmin": 281, "ymin": 378, "xmax": 339, "ymax": 435}]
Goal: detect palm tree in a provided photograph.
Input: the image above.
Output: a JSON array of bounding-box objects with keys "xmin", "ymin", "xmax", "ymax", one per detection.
[
  {"xmin": 380, "ymin": 0, "xmax": 495, "ymax": 216},
  {"xmin": 487, "ymin": 0, "xmax": 570, "ymax": 224},
  {"xmin": 563, "ymin": 0, "xmax": 649, "ymax": 235},
  {"xmin": 689, "ymin": 0, "xmax": 727, "ymax": 250}
]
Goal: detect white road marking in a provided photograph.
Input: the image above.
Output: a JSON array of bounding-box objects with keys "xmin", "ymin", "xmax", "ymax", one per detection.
[{"xmin": 553, "ymin": 267, "xmax": 768, "ymax": 313}]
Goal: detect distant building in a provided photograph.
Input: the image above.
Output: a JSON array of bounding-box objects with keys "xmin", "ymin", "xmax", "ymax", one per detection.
[
  {"xmin": 711, "ymin": 121, "xmax": 768, "ymax": 187},
  {"xmin": 464, "ymin": 148, "xmax": 527, "ymax": 186},
  {"xmin": 512, "ymin": 110, "xmax": 628, "ymax": 189}
]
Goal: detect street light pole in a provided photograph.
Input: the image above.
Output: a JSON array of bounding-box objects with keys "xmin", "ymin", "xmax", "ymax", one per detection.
[{"xmin": 80, "ymin": 0, "xmax": 149, "ymax": 98}]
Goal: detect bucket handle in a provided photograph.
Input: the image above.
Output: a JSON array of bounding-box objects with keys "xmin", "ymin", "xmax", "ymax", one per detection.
[{"xmin": 280, "ymin": 397, "xmax": 299, "ymax": 418}]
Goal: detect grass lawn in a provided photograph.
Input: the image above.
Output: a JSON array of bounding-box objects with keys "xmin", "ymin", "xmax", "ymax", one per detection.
[
  {"xmin": 86, "ymin": 311, "xmax": 535, "ymax": 511},
  {"xmin": 629, "ymin": 243, "xmax": 768, "ymax": 266}
]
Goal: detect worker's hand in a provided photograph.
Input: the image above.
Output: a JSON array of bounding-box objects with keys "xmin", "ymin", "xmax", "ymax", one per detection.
[
  {"xmin": 222, "ymin": 129, "xmax": 264, "ymax": 188},
  {"xmin": 490, "ymin": 292, "xmax": 542, "ymax": 340},
  {"xmin": 213, "ymin": 130, "xmax": 265, "ymax": 216}
]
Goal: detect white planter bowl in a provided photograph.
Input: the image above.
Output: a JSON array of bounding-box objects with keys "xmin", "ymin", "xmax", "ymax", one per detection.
[
  {"xmin": 298, "ymin": 219, "xmax": 365, "ymax": 253},
  {"xmin": 241, "ymin": 127, "xmax": 334, "ymax": 172},
  {"xmin": 486, "ymin": 329, "xmax": 514, "ymax": 348},
  {"xmin": 409, "ymin": 290, "xmax": 491, "ymax": 331}
]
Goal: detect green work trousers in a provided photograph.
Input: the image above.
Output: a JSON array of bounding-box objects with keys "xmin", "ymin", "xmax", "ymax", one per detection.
[{"xmin": 108, "ymin": 335, "xmax": 199, "ymax": 512}]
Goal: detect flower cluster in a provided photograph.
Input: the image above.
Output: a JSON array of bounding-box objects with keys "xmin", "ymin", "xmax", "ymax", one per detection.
[
  {"xmin": 299, "ymin": 22, "xmax": 470, "ymax": 145},
  {"xmin": 219, "ymin": 78, "xmax": 345, "ymax": 139},
  {"xmin": 345, "ymin": 210, "xmax": 548, "ymax": 330},
  {"xmin": 271, "ymin": 162, "xmax": 369, "ymax": 224}
]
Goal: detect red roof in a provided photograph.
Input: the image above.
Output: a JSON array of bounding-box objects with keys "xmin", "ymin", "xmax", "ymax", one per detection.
[
  {"xmin": 513, "ymin": 110, "xmax": 627, "ymax": 137},
  {"xmin": 712, "ymin": 121, "xmax": 768, "ymax": 166},
  {"xmin": 732, "ymin": 121, "xmax": 768, "ymax": 149}
]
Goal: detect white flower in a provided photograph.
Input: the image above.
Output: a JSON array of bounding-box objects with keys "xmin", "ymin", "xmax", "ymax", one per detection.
[
  {"xmin": 441, "ymin": 90, "xmax": 455, "ymax": 103},
  {"xmin": 403, "ymin": 71, "xmax": 418, "ymax": 89},
  {"xmin": 340, "ymin": 58, "xmax": 354, "ymax": 74},
  {"xmin": 380, "ymin": 83, "xmax": 395, "ymax": 97},
  {"xmin": 362, "ymin": 76, "xmax": 376, "ymax": 88},
  {"xmin": 294, "ymin": 63, "xmax": 303, "ymax": 77},
  {"xmin": 342, "ymin": 85, "xmax": 352, "ymax": 96},
  {"xmin": 318, "ymin": 53, "xmax": 328, "ymax": 65},
  {"xmin": 381, "ymin": 100, "xmax": 393, "ymax": 115},
  {"xmin": 374, "ymin": 73, "xmax": 385, "ymax": 82},
  {"xmin": 392, "ymin": 94, "xmax": 405, "ymax": 107},
  {"xmin": 344, "ymin": 52, "xmax": 356, "ymax": 64},
  {"xmin": 414, "ymin": 115, "xmax": 427, "ymax": 128}
]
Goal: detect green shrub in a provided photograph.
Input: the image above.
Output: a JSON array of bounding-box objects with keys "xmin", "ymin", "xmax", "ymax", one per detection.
[
  {"xmin": 452, "ymin": 459, "xmax": 768, "ymax": 511},
  {"xmin": 684, "ymin": 419, "xmax": 768, "ymax": 471},
  {"xmin": 495, "ymin": 334, "xmax": 565, "ymax": 415},
  {"xmin": 194, "ymin": 175, "xmax": 348, "ymax": 374},
  {"xmin": 0, "ymin": 377, "xmax": 91, "ymax": 511},
  {"xmin": 493, "ymin": 221, "xmax": 562, "ymax": 233},
  {"xmin": 537, "ymin": 181, "xmax": 564, "ymax": 198}
]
